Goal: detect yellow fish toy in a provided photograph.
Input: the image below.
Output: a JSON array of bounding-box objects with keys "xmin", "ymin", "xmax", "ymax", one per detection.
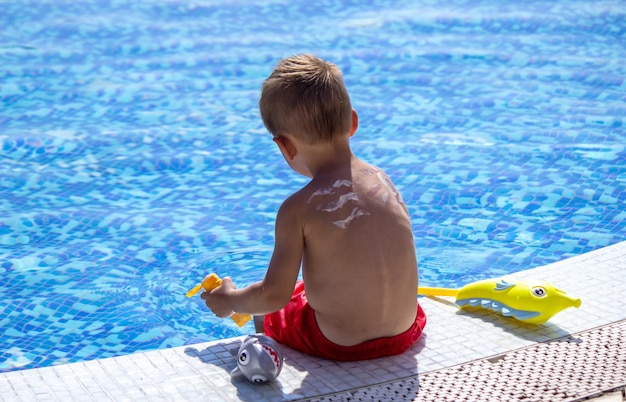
[{"xmin": 419, "ymin": 278, "xmax": 581, "ymax": 324}]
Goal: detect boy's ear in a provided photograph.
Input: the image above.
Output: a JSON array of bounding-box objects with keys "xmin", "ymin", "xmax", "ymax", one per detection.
[
  {"xmin": 349, "ymin": 109, "xmax": 359, "ymax": 137},
  {"xmin": 273, "ymin": 135, "xmax": 297, "ymax": 161}
]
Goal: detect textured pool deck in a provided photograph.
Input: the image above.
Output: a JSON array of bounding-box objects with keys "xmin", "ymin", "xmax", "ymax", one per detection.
[{"xmin": 1, "ymin": 241, "xmax": 625, "ymax": 401}]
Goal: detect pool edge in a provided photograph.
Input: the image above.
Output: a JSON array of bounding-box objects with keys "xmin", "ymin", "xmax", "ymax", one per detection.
[{"xmin": 2, "ymin": 240, "xmax": 625, "ymax": 401}]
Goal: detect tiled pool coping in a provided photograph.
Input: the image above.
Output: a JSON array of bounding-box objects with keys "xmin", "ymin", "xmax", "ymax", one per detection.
[{"xmin": 2, "ymin": 241, "xmax": 625, "ymax": 401}]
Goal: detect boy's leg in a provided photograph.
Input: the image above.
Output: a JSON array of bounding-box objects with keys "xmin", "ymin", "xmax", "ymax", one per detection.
[{"xmin": 254, "ymin": 315, "xmax": 265, "ymax": 333}]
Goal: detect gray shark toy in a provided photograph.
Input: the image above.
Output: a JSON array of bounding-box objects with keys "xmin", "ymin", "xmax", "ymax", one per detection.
[{"xmin": 230, "ymin": 335, "xmax": 284, "ymax": 383}]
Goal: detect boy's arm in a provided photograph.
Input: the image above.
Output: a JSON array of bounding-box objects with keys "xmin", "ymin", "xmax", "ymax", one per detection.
[{"xmin": 202, "ymin": 196, "xmax": 304, "ymax": 316}]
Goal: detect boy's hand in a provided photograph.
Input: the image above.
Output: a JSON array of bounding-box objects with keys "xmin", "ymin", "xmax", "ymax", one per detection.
[{"xmin": 200, "ymin": 276, "xmax": 236, "ymax": 318}]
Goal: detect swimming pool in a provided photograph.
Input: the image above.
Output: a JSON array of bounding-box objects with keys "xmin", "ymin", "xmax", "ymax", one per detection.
[{"xmin": 1, "ymin": 0, "xmax": 624, "ymax": 372}]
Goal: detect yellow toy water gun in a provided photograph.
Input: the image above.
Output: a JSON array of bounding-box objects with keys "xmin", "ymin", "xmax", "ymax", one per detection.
[
  {"xmin": 418, "ymin": 278, "xmax": 581, "ymax": 324},
  {"xmin": 186, "ymin": 273, "xmax": 252, "ymax": 327}
]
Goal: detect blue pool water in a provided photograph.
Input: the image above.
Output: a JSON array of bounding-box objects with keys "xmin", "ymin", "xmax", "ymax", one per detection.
[{"xmin": 1, "ymin": 0, "xmax": 625, "ymax": 372}]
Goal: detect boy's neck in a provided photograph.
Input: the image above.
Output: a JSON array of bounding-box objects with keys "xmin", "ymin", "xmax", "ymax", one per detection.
[{"xmin": 300, "ymin": 137, "xmax": 354, "ymax": 179}]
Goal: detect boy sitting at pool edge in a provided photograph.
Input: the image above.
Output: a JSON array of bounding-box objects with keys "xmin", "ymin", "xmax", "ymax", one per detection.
[{"xmin": 201, "ymin": 54, "xmax": 426, "ymax": 361}]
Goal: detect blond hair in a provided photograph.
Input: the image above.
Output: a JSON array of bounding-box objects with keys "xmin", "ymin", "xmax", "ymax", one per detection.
[{"xmin": 259, "ymin": 54, "xmax": 352, "ymax": 144}]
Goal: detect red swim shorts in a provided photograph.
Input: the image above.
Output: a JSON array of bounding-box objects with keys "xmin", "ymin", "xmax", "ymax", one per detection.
[{"xmin": 263, "ymin": 281, "xmax": 427, "ymax": 361}]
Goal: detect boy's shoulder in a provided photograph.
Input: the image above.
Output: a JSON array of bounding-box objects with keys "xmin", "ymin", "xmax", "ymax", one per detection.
[
  {"xmin": 277, "ymin": 174, "xmax": 344, "ymax": 217},
  {"xmin": 286, "ymin": 163, "xmax": 381, "ymax": 205}
]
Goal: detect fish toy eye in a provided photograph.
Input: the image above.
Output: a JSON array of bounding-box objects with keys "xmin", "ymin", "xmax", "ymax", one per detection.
[
  {"xmin": 531, "ymin": 287, "xmax": 547, "ymax": 297},
  {"xmin": 238, "ymin": 351, "xmax": 250, "ymax": 365},
  {"xmin": 251, "ymin": 375, "xmax": 268, "ymax": 383}
]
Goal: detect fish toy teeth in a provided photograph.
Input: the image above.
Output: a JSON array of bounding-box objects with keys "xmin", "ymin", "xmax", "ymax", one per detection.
[{"xmin": 419, "ymin": 278, "xmax": 581, "ymax": 324}]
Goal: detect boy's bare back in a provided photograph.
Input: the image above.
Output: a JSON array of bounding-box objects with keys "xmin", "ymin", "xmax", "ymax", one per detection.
[{"xmin": 283, "ymin": 156, "xmax": 418, "ymax": 346}]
